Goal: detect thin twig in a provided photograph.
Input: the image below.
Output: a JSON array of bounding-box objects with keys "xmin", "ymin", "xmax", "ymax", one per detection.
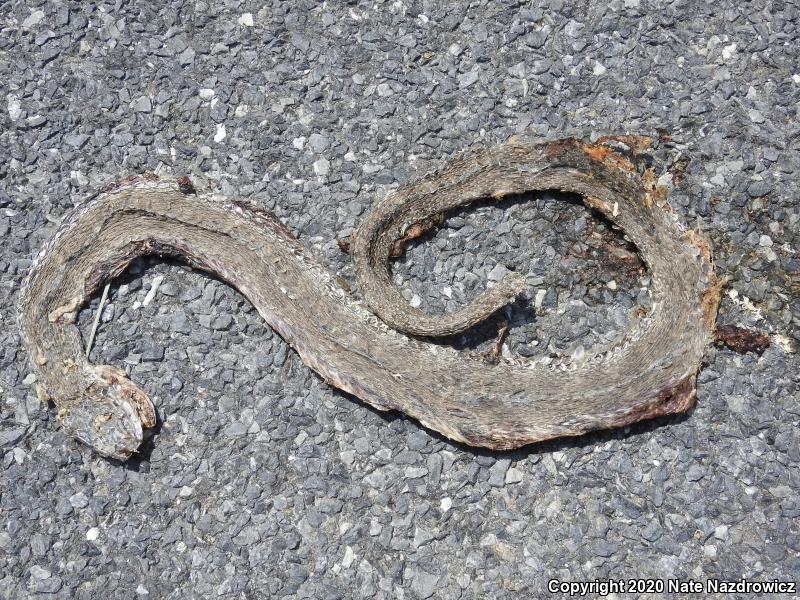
[
  {"xmin": 85, "ymin": 283, "xmax": 110, "ymax": 358},
  {"xmin": 483, "ymin": 318, "xmax": 510, "ymax": 365}
]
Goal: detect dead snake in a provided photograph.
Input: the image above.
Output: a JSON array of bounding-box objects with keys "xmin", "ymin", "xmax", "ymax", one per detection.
[{"xmin": 18, "ymin": 137, "xmax": 722, "ymax": 460}]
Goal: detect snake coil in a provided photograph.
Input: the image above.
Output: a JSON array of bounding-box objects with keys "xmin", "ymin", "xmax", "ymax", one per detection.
[{"xmin": 18, "ymin": 137, "xmax": 721, "ymax": 460}]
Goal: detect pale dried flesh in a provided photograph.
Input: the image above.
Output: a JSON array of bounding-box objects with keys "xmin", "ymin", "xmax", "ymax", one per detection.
[{"xmin": 18, "ymin": 138, "xmax": 721, "ymax": 460}]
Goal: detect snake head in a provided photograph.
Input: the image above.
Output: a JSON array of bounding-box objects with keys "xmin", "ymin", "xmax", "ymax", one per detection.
[{"xmin": 58, "ymin": 365, "xmax": 156, "ymax": 461}]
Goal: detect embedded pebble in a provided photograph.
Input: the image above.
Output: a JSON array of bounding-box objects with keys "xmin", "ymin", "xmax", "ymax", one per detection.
[{"xmin": 313, "ymin": 158, "xmax": 330, "ymax": 176}]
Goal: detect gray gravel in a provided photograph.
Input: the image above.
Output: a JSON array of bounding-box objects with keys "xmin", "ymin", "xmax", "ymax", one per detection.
[{"xmin": 2, "ymin": 1, "xmax": 799, "ymax": 598}]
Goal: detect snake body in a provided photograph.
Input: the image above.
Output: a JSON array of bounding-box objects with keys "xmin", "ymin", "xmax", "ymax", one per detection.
[{"xmin": 18, "ymin": 138, "xmax": 721, "ymax": 460}]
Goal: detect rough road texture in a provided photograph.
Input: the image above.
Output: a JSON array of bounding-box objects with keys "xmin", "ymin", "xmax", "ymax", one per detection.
[{"xmin": 1, "ymin": 1, "xmax": 798, "ymax": 599}]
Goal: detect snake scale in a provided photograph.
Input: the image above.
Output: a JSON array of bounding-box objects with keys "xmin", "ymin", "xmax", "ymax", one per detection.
[{"xmin": 18, "ymin": 137, "xmax": 722, "ymax": 460}]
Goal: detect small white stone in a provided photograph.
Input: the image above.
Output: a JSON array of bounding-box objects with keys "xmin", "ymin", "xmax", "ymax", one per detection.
[
  {"xmin": 404, "ymin": 466, "xmax": 428, "ymax": 478},
  {"xmin": 22, "ymin": 10, "xmax": 45, "ymax": 29},
  {"xmin": 376, "ymin": 83, "xmax": 394, "ymax": 97},
  {"xmin": 772, "ymin": 334, "xmax": 794, "ymax": 353},
  {"xmin": 758, "ymin": 234, "xmax": 773, "ymax": 247},
  {"xmin": 178, "ymin": 486, "xmax": 193, "ymax": 498},
  {"xmin": 135, "ymin": 585, "xmax": 149, "ymax": 595},
  {"xmin": 30, "ymin": 565, "xmax": 51, "ymax": 579},
  {"xmin": 534, "ymin": 289, "xmax": 547, "ymax": 310},
  {"xmin": 606, "ymin": 280, "xmax": 617, "ymax": 290},
  {"xmin": 70, "ymin": 170, "xmax": 89, "ymax": 186},
  {"xmin": 487, "ymin": 263, "xmax": 509, "ymax": 282},
  {"xmin": 22, "ymin": 373, "xmax": 37, "ymax": 385},
  {"xmin": 724, "ymin": 159, "xmax": 744, "ymax": 172},
  {"xmin": 238, "ymin": 13, "xmax": 254, "ymax": 27},
  {"xmin": 760, "ymin": 247, "xmax": 777, "ymax": 262},
  {"xmin": 710, "ymin": 173, "xmax": 725, "ymax": 186},
  {"xmin": 142, "ymin": 275, "xmax": 164, "ymax": 307},
  {"xmin": 721, "ymin": 43, "xmax": 737, "ymax": 60},
  {"xmin": 770, "ymin": 485, "xmax": 792, "ymax": 498},
  {"xmin": 198, "ymin": 88, "xmax": 215, "ymax": 100},
  {"xmin": 369, "ymin": 519, "xmax": 382, "ymax": 536},
  {"xmin": 214, "ymin": 124, "xmax": 226, "ymax": 143},
  {"xmin": 505, "ymin": 467, "xmax": 523, "ymax": 484},
  {"xmin": 704, "ymin": 544, "xmax": 717, "ymax": 558},
  {"xmin": 86, "ymin": 527, "xmax": 100, "ymax": 541},
  {"xmin": 292, "ymin": 136, "xmax": 306, "ymax": 150},
  {"xmin": 793, "ymin": 74, "xmax": 800, "ymax": 84},
  {"xmin": 313, "ymin": 158, "xmax": 330, "ymax": 176},
  {"xmin": 440, "ymin": 497, "xmax": 452, "ymax": 512},
  {"xmin": 341, "ymin": 546, "xmax": 355, "ymax": 569},
  {"xmin": 7, "ymin": 95, "xmax": 22, "ymax": 121},
  {"xmin": 69, "ymin": 492, "xmax": 88, "ymax": 508},
  {"xmin": 593, "ymin": 62, "xmax": 606, "ymax": 76}
]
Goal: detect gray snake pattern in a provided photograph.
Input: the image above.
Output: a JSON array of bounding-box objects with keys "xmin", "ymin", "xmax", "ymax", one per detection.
[{"xmin": 18, "ymin": 137, "xmax": 722, "ymax": 460}]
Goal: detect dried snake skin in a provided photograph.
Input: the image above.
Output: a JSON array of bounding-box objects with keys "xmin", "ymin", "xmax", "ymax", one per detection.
[{"xmin": 18, "ymin": 137, "xmax": 722, "ymax": 460}]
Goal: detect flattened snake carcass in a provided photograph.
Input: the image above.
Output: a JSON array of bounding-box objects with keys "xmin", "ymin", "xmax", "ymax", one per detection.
[{"xmin": 18, "ymin": 137, "xmax": 723, "ymax": 460}]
